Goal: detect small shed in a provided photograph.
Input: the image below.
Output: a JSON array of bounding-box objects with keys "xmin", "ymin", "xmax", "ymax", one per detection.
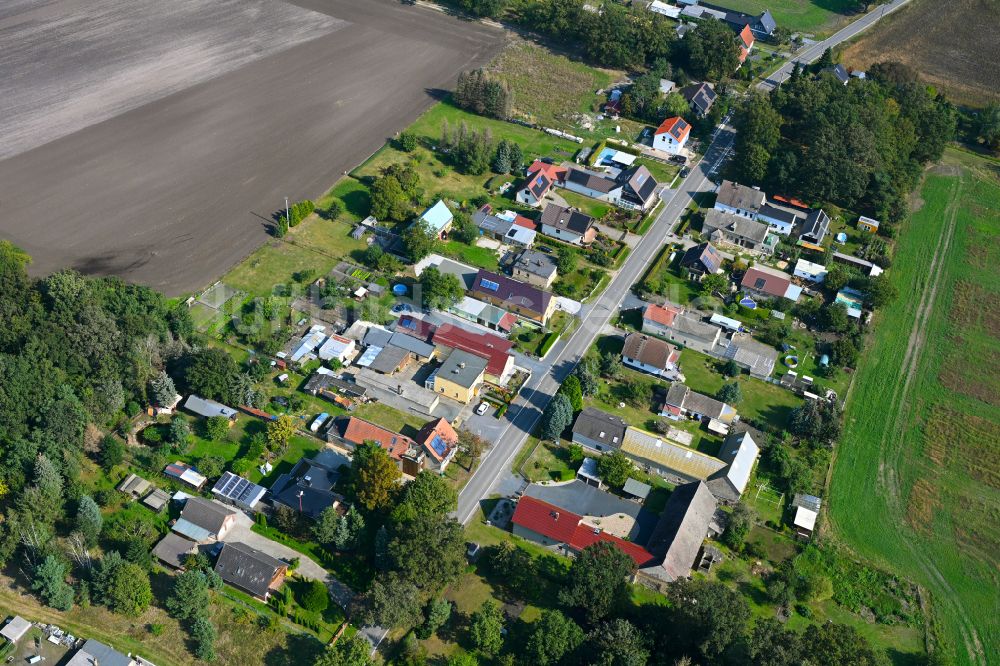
[
  {"xmin": 857, "ymin": 216, "xmax": 880, "ymax": 233},
  {"xmin": 142, "ymin": 488, "xmax": 171, "ymax": 512},
  {"xmin": 1, "ymin": 615, "xmax": 31, "ymax": 643},
  {"xmin": 576, "ymin": 457, "xmax": 604, "ymax": 489},
  {"xmin": 118, "ymin": 473, "xmax": 152, "ymax": 499},
  {"xmin": 622, "ymin": 478, "xmax": 652, "ymax": 501},
  {"xmin": 793, "ymin": 506, "xmax": 818, "ymax": 539}
]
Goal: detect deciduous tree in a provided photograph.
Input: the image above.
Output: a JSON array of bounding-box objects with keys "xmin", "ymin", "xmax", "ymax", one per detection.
[
  {"xmin": 559, "ymin": 541, "xmax": 635, "ymax": 623},
  {"xmin": 392, "ymin": 471, "xmax": 458, "ymax": 523},
  {"xmin": 597, "ymin": 451, "xmax": 633, "ymax": 489},
  {"xmin": 524, "ymin": 609, "xmax": 584, "ymax": 665},
  {"xmin": 469, "ymin": 600, "xmax": 505, "ymax": 656},
  {"xmin": 107, "ymin": 561, "xmax": 152, "ymax": 616}
]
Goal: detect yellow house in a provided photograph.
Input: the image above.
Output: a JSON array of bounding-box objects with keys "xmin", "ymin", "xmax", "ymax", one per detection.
[
  {"xmin": 857, "ymin": 215, "xmax": 880, "ymax": 234},
  {"xmin": 432, "ymin": 350, "xmax": 488, "ymax": 404}
]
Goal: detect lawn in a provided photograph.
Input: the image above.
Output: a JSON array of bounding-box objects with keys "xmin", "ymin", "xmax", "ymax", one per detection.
[
  {"xmin": 558, "ymin": 188, "xmax": 614, "ymax": 219},
  {"xmin": 440, "ymin": 239, "xmax": 500, "ymax": 271},
  {"xmin": 828, "ymin": 150, "xmax": 1000, "ymax": 666},
  {"xmin": 353, "ymin": 401, "xmax": 429, "ymax": 439},
  {"xmin": 679, "ymin": 347, "xmax": 803, "ymax": 432},
  {"xmin": 709, "ymin": 0, "xmax": 858, "ymax": 35},
  {"xmin": 638, "ymin": 244, "xmax": 702, "ymax": 306},
  {"xmin": 221, "ymin": 216, "xmax": 368, "ymax": 297}
]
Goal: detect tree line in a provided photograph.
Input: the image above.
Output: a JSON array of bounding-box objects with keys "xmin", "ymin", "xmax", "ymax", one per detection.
[{"xmin": 733, "ymin": 62, "xmax": 956, "ymax": 228}]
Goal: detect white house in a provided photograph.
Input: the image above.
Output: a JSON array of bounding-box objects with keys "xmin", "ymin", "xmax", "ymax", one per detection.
[
  {"xmin": 793, "ymin": 258, "xmax": 828, "ymax": 284},
  {"xmin": 653, "ymin": 116, "xmax": 691, "ymax": 155},
  {"xmin": 622, "ymin": 333, "xmax": 681, "ymax": 380}
]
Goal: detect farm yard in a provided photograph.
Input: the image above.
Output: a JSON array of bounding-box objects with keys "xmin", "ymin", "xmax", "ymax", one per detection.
[
  {"xmin": 829, "ymin": 149, "xmax": 1000, "ymax": 666},
  {"xmin": 839, "ymin": 0, "xmax": 1000, "ymax": 106}
]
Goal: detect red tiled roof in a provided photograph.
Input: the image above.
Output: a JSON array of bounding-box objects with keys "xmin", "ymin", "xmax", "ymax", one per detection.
[
  {"xmin": 739, "ymin": 46, "xmax": 749, "ymax": 64},
  {"xmin": 432, "ymin": 323, "xmax": 514, "ymax": 377},
  {"xmin": 512, "ymin": 214, "xmax": 536, "ymax": 229},
  {"xmin": 654, "ymin": 116, "xmax": 691, "ymax": 142},
  {"xmin": 416, "ymin": 418, "xmax": 459, "ymax": 462},
  {"xmin": 497, "ymin": 312, "xmax": 518, "ymax": 332},
  {"xmin": 741, "ymin": 267, "xmax": 791, "ymax": 298},
  {"xmin": 512, "ymin": 496, "xmax": 656, "ymax": 567},
  {"xmin": 643, "ymin": 303, "xmax": 683, "ymax": 327},
  {"xmin": 342, "ymin": 417, "xmax": 414, "ymax": 461},
  {"xmin": 526, "ymin": 160, "xmax": 567, "ymax": 184},
  {"xmin": 738, "ymin": 25, "xmax": 754, "ymax": 49}
]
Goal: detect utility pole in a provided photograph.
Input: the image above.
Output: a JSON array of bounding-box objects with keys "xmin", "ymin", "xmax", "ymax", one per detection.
[{"xmin": 285, "ymin": 196, "xmax": 290, "ymax": 225}]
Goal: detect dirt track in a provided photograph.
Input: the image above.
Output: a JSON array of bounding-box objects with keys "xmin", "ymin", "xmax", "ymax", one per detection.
[{"xmin": 0, "ymin": 0, "xmax": 504, "ymax": 295}]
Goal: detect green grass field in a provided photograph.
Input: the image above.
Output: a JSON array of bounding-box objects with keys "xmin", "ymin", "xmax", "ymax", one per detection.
[
  {"xmin": 222, "ymin": 216, "xmax": 368, "ymax": 297},
  {"xmin": 711, "ymin": 0, "xmax": 857, "ymax": 34},
  {"xmin": 679, "ymin": 348, "xmax": 804, "ymax": 432},
  {"xmin": 829, "ymin": 150, "xmax": 1000, "ymax": 666}
]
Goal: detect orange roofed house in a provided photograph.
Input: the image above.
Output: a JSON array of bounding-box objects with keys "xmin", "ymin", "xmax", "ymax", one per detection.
[
  {"xmin": 517, "ymin": 160, "xmax": 568, "ymax": 207},
  {"xmin": 415, "ymin": 418, "xmax": 459, "ymax": 472},
  {"xmin": 737, "ymin": 25, "xmax": 754, "ymax": 64},
  {"xmin": 652, "ymin": 116, "xmax": 690, "ymax": 155},
  {"xmin": 338, "ymin": 416, "xmax": 425, "ymax": 477}
]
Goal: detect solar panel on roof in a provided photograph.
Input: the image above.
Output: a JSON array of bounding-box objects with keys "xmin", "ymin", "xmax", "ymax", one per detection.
[
  {"xmin": 429, "ymin": 435, "xmax": 448, "ymax": 457},
  {"xmin": 481, "ymin": 279, "xmax": 499, "ymax": 292}
]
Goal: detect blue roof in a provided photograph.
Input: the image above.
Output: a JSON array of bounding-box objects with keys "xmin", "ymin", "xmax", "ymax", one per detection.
[
  {"xmin": 428, "ymin": 435, "xmax": 448, "ymax": 458},
  {"xmin": 420, "ymin": 200, "xmax": 454, "ymax": 233}
]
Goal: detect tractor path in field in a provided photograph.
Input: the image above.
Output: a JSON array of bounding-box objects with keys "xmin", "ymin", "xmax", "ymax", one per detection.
[{"xmin": 873, "ymin": 168, "xmax": 986, "ymax": 665}]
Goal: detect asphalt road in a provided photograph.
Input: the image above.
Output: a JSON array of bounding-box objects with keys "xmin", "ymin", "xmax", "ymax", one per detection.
[
  {"xmin": 758, "ymin": 0, "xmax": 913, "ymax": 91},
  {"xmin": 0, "ymin": 0, "xmax": 504, "ymax": 294},
  {"xmin": 455, "ymin": 123, "xmax": 737, "ymax": 524}
]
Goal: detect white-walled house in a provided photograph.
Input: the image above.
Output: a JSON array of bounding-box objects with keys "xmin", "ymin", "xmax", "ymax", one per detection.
[
  {"xmin": 653, "ymin": 116, "xmax": 691, "ymax": 155},
  {"xmin": 793, "ymin": 258, "xmax": 828, "ymax": 283}
]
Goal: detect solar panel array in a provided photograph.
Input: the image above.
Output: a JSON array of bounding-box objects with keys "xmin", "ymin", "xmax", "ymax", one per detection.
[
  {"xmin": 481, "ymin": 279, "xmax": 499, "ymax": 292},
  {"xmin": 216, "ymin": 472, "xmax": 262, "ymax": 504},
  {"xmin": 429, "ymin": 435, "xmax": 448, "ymax": 458}
]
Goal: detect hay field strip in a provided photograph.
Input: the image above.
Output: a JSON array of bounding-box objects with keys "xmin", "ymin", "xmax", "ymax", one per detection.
[{"xmin": 828, "ymin": 150, "xmax": 1000, "ymax": 666}]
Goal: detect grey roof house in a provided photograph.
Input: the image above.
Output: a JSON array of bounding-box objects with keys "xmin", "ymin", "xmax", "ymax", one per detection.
[
  {"xmin": 172, "ymin": 497, "xmax": 238, "ymax": 543},
  {"xmin": 800, "ymin": 208, "xmax": 831, "ymax": 245},
  {"xmin": 214, "ymin": 541, "xmax": 288, "ymax": 601},
  {"xmin": 638, "ymin": 481, "xmax": 719, "ymax": 587},
  {"xmin": 539, "ymin": 203, "xmax": 597, "ymax": 245},
  {"xmin": 212, "ymin": 471, "xmax": 267, "ymax": 512},
  {"xmin": 152, "ymin": 532, "xmax": 199, "ymax": 569},
  {"xmin": 269, "ymin": 448, "xmax": 347, "ymax": 520},
  {"xmin": 512, "ymin": 249, "xmax": 559, "ymax": 288},
  {"xmin": 702, "ymin": 209, "xmax": 774, "ymax": 254},
  {"xmin": 572, "ymin": 406, "xmax": 628, "ymax": 452},
  {"xmin": 66, "ymin": 639, "xmax": 137, "ymax": 666},
  {"xmin": 706, "ymin": 431, "xmax": 760, "ymax": 502},
  {"xmin": 680, "ymin": 82, "xmax": 717, "ymax": 117},
  {"xmin": 617, "ymin": 165, "xmax": 660, "ymax": 210}
]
